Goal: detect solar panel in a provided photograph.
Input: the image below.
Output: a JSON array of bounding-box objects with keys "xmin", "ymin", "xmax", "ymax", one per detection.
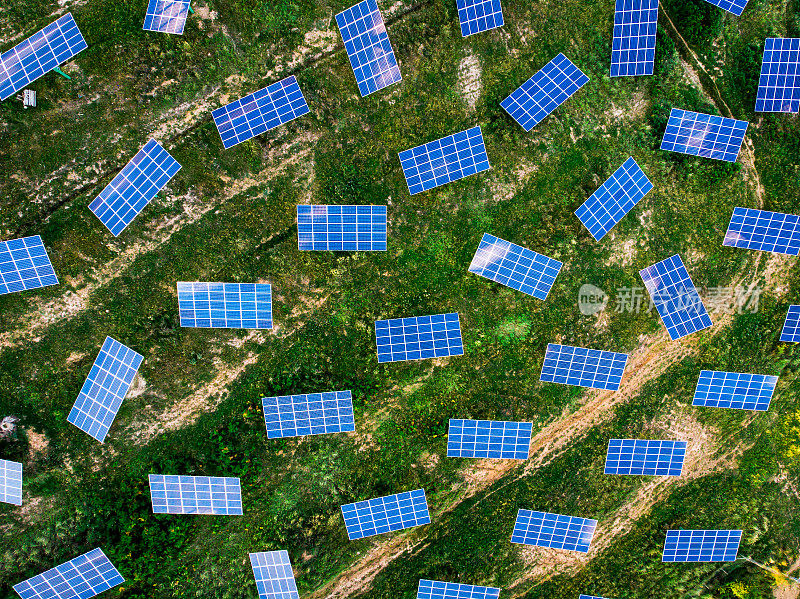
[
  {"xmin": 297, "ymin": 205, "xmax": 387, "ymax": 251},
  {"xmin": 500, "ymin": 53, "xmax": 589, "ymax": 131},
  {"xmin": 0, "ymin": 235, "xmax": 58, "ymax": 296},
  {"xmin": 13, "ymin": 548, "xmax": 124, "ymax": 599},
  {"xmin": 662, "ymin": 529, "xmax": 742, "ymax": 562},
  {"xmin": 540, "ymin": 343, "xmax": 628, "ymax": 391},
  {"xmin": 341, "ymin": 488, "xmax": 430, "ymax": 540},
  {"xmin": 781, "ymin": 305, "xmax": 800, "ymax": 342},
  {"xmin": 249, "ymin": 551, "xmax": 300, "ymax": 599},
  {"xmin": 417, "ymin": 580, "xmax": 500, "ymax": 599},
  {"xmin": 610, "ymin": 0, "xmax": 658, "ymax": 76},
  {"xmin": 639, "ymin": 254, "xmax": 713, "ymax": 340},
  {"xmin": 723, "ymin": 207, "xmax": 800, "ymax": 255},
  {"xmin": 660, "ymin": 108, "xmax": 748, "ymax": 163},
  {"xmin": 700, "ymin": 0, "xmax": 749, "ymax": 16},
  {"xmin": 575, "ymin": 157, "xmax": 653, "ymax": 240},
  {"xmin": 510, "ymin": 510, "xmax": 597, "ymax": 553},
  {"xmin": 148, "ymin": 474, "xmax": 243, "ymax": 515},
  {"xmin": 177, "ymin": 282, "xmax": 273, "ymax": 329},
  {"xmin": 335, "ymin": 0, "xmax": 402, "ymax": 96},
  {"xmin": 398, "ymin": 126, "xmax": 491, "ymax": 195},
  {"xmin": 67, "ymin": 336, "xmax": 144, "ymax": 443},
  {"xmin": 755, "ymin": 38, "xmax": 800, "ymax": 112},
  {"xmin": 89, "ymin": 139, "xmax": 181, "ymax": 236},
  {"xmin": 692, "ymin": 370, "xmax": 778, "ymax": 411},
  {"xmin": 468, "ymin": 233, "xmax": 562, "ymax": 299},
  {"xmin": 375, "ymin": 313, "xmax": 464, "ymax": 363},
  {"xmin": 262, "ymin": 391, "xmax": 356, "ymax": 439},
  {"xmin": 456, "ymin": 0, "xmax": 504, "ymax": 37},
  {"xmin": 447, "ymin": 419, "xmax": 532, "ymax": 459},
  {"xmin": 604, "ymin": 439, "xmax": 686, "ymax": 476},
  {"xmin": 0, "ymin": 459, "xmax": 22, "ymax": 506},
  {"xmin": 0, "ymin": 13, "xmax": 88, "ymax": 101},
  {"xmin": 579, "ymin": 596, "xmax": 611, "ymax": 599},
  {"xmin": 212, "ymin": 76, "xmax": 310, "ymax": 149},
  {"xmin": 143, "ymin": 0, "xmax": 191, "ymax": 35}
]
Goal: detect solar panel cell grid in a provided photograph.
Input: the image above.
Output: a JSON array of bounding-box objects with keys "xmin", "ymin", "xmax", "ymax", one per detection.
[
  {"xmin": 177, "ymin": 282, "xmax": 273, "ymax": 329},
  {"xmin": 447, "ymin": 419, "xmax": 533, "ymax": 459},
  {"xmin": 701, "ymin": 0, "xmax": 750, "ymax": 16},
  {"xmin": 781, "ymin": 305, "xmax": 800, "ymax": 342},
  {"xmin": 0, "ymin": 235, "xmax": 58, "ymax": 296},
  {"xmin": 297, "ymin": 205, "xmax": 387, "ymax": 251},
  {"xmin": 756, "ymin": 38, "xmax": 800, "ymax": 112},
  {"xmin": 610, "ymin": 0, "xmax": 658, "ymax": 77},
  {"xmin": 249, "ymin": 551, "xmax": 300, "ymax": 599},
  {"xmin": 262, "ymin": 391, "xmax": 356, "ymax": 439},
  {"xmin": 604, "ymin": 439, "xmax": 686, "ymax": 476},
  {"xmin": 693, "ymin": 370, "xmax": 778, "ymax": 411},
  {"xmin": 0, "ymin": 459, "xmax": 23, "ymax": 506},
  {"xmin": 540, "ymin": 344, "xmax": 629, "ymax": 391},
  {"xmin": 511, "ymin": 510, "xmax": 597, "ymax": 553},
  {"xmin": 341, "ymin": 488, "xmax": 430, "ymax": 540},
  {"xmin": 660, "ymin": 108, "xmax": 748, "ymax": 163},
  {"xmin": 456, "ymin": 0, "xmax": 504, "ymax": 37},
  {"xmin": 148, "ymin": 474, "xmax": 243, "ymax": 515},
  {"xmin": 417, "ymin": 579, "xmax": 501, "ymax": 599},
  {"xmin": 579, "ymin": 596, "xmax": 610, "ymax": 599},
  {"xmin": 143, "ymin": 0, "xmax": 191, "ymax": 34},
  {"xmin": 375, "ymin": 313, "xmax": 464, "ymax": 363},
  {"xmin": 723, "ymin": 207, "xmax": 800, "ymax": 255},
  {"xmin": 662, "ymin": 529, "xmax": 742, "ymax": 562},
  {"xmin": 13, "ymin": 548, "xmax": 124, "ymax": 599}
]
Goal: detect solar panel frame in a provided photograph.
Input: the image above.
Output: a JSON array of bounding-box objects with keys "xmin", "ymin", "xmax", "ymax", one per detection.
[
  {"xmin": 604, "ymin": 439, "xmax": 687, "ymax": 476},
  {"xmin": 0, "ymin": 235, "xmax": 59, "ymax": 296},
  {"xmin": 456, "ymin": 0, "xmax": 504, "ymax": 37},
  {"xmin": 249, "ymin": 550, "xmax": 300, "ymax": 599},
  {"xmin": 700, "ymin": 0, "xmax": 749, "ymax": 16},
  {"xmin": 13, "ymin": 548, "xmax": 124, "ymax": 599},
  {"xmin": 723, "ymin": 207, "xmax": 800, "ymax": 255},
  {"xmin": 447, "ymin": 419, "xmax": 533, "ymax": 460},
  {"xmin": 341, "ymin": 488, "xmax": 430, "ymax": 540},
  {"xmin": 0, "ymin": 13, "xmax": 88, "ymax": 101},
  {"xmin": 610, "ymin": 0, "xmax": 658, "ymax": 77},
  {"xmin": 660, "ymin": 108, "xmax": 748, "ymax": 163},
  {"xmin": 468, "ymin": 233, "xmax": 563, "ymax": 300},
  {"xmin": 662, "ymin": 529, "xmax": 742, "ymax": 562},
  {"xmin": 148, "ymin": 474, "xmax": 243, "ymax": 515},
  {"xmin": 375, "ymin": 313, "xmax": 464, "ymax": 363},
  {"xmin": 781, "ymin": 305, "xmax": 800, "ymax": 342},
  {"xmin": 0, "ymin": 459, "xmax": 23, "ymax": 506},
  {"xmin": 575, "ymin": 157, "xmax": 653, "ymax": 240},
  {"xmin": 500, "ymin": 53, "xmax": 589, "ymax": 131},
  {"xmin": 511, "ymin": 509, "xmax": 597, "ymax": 553},
  {"xmin": 398, "ymin": 126, "xmax": 491, "ymax": 195},
  {"xmin": 692, "ymin": 370, "xmax": 778, "ymax": 411},
  {"xmin": 177, "ymin": 282, "xmax": 273, "ymax": 329},
  {"xmin": 212, "ymin": 76, "xmax": 310, "ymax": 149},
  {"xmin": 639, "ymin": 254, "xmax": 713, "ymax": 340},
  {"xmin": 143, "ymin": 0, "xmax": 191, "ymax": 35},
  {"xmin": 297, "ymin": 205, "xmax": 387, "ymax": 251},
  {"xmin": 262, "ymin": 391, "xmax": 356, "ymax": 439},
  {"xmin": 540, "ymin": 343, "xmax": 629, "ymax": 391},
  {"xmin": 755, "ymin": 38, "xmax": 800, "ymax": 112},
  {"xmin": 417, "ymin": 579, "xmax": 501, "ymax": 599}
]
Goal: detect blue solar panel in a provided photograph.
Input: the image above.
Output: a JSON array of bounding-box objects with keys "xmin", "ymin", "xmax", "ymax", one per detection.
[
  {"xmin": 143, "ymin": 0, "xmax": 191, "ymax": 34},
  {"xmin": 0, "ymin": 235, "xmax": 58, "ymax": 296},
  {"xmin": 723, "ymin": 207, "xmax": 800, "ymax": 255},
  {"xmin": 456, "ymin": 0, "xmax": 504, "ymax": 37},
  {"xmin": 756, "ymin": 38, "xmax": 800, "ymax": 112},
  {"xmin": 148, "ymin": 474, "xmax": 243, "ymax": 515},
  {"xmin": 13, "ymin": 548, "xmax": 124, "ymax": 599},
  {"xmin": 511, "ymin": 510, "xmax": 597, "ymax": 553},
  {"xmin": 417, "ymin": 580, "xmax": 500, "ymax": 599},
  {"xmin": 375, "ymin": 313, "xmax": 464, "ymax": 363},
  {"xmin": 447, "ymin": 419, "xmax": 533, "ymax": 459},
  {"xmin": 68, "ymin": 336, "xmax": 144, "ymax": 443},
  {"xmin": 693, "ymin": 370, "xmax": 777, "ymax": 411},
  {"xmin": 500, "ymin": 54, "xmax": 589, "ymax": 131},
  {"xmin": 341, "ymin": 488, "xmax": 430, "ymax": 540},
  {"xmin": 540, "ymin": 344, "xmax": 628, "ymax": 391},
  {"xmin": 468, "ymin": 233, "xmax": 562, "ymax": 300},
  {"xmin": 579, "ymin": 596, "xmax": 610, "ymax": 599},
  {"xmin": 660, "ymin": 108, "xmax": 748, "ymax": 163},
  {"xmin": 781, "ymin": 305, "xmax": 800, "ymax": 342},
  {"xmin": 610, "ymin": 0, "xmax": 658, "ymax": 77},
  {"xmin": 662, "ymin": 529, "xmax": 742, "ymax": 562},
  {"xmin": 212, "ymin": 76, "xmax": 310, "ymax": 149},
  {"xmin": 0, "ymin": 459, "xmax": 22, "ymax": 506},
  {"xmin": 297, "ymin": 205, "xmax": 387, "ymax": 251},
  {"xmin": 335, "ymin": 0, "xmax": 402, "ymax": 96},
  {"xmin": 177, "ymin": 282, "xmax": 273, "ymax": 329},
  {"xmin": 89, "ymin": 139, "xmax": 181, "ymax": 236},
  {"xmin": 604, "ymin": 439, "xmax": 686, "ymax": 476},
  {"xmin": 575, "ymin": 157, "xmax": 653, "ymax": 240},
  {"xmin": 0, "ymin": 13, "xmax": 88, "ymax": 101},
  {"xmin": 398, "ymin": 127, "xmax": 491, "ymax": 195},
  {"xmin": 639, "ymin": 254, "xmax": 713, "ymax": 340},
  {"xmin": 249, "ymin": 551, "xmax": 299, "ymax": 599},
  {"xmin": 262, "ymin": 391, "xmax": 355, "ymax": 439},
  {"xmin": 700, "ymin": 0, "xmax": 749, "ymax": 16}
]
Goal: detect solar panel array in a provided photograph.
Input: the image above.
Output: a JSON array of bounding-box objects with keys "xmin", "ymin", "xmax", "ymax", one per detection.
[
  {"xmin": 142, "ymin": 0, "xmax": 191, "ymax": 34},
  {"xmin": 398, "ymin": 127, "xmax": 491, "ymax": 195},
  {"xmin": 500, "ymin": 53, "xmax": 589, "ymax": 131},
  {"xmin": 12, "ymin": 548, "xmax": 124, "ymax": 599},
  {"xmin": 575, "ymin": 157, "xmax": 653, "ymax": 240},
  {"xmin": 756, "ymin": 38, "xmax": 800, "ymax": 112},
  {"xmin": 262, "ymin": 391, "xmax": 356, "ymax": 439},
  {"xmin": 781, "ymin": 305, "xmax": 800, "ymax": 342},
  {"xmin": 511, "ymin": 510, "xmax": 597, "ymax": 553},
  {"xmin": 700, "ymin": 0, "xmax": 750, "ymax": 16},
  {"xmin": 89, "ymin": 139, "xmax": 181, "ymax": 236},
  {"xmin": 610, "ymin": 0, "xmax": 658, "ymax": 77},
  {"xmin": 660, "ymin": 108, "xmax": 748, "ymax": 163},
  {"xmin": 375, "ymin": 313, "xmax": 464, "ymax": 363},
  {"xmin": 67, "ymin": 336, "xmax": 144, "ymax": 443},
  {"xmin": 693, "ymin": 370, "xmax": 778, "ymax": 411},
  {"xmin": 447, "ymin": 419, "xmax": 533, "ymax": 460},
  {"xmin": 0, "ymin": 13, "xmax": 88, "ymax": 101},
  {"xmin": 417, "ymin": 579, "xmax": 501, "ymax": 599},
  {"xmin": 341, "ymin": 488, "xmax": 430, "ymax": 540},
  {"xmin": 0, "ymin": 235, "xmax": 59, "ymax": 296},
  {"xmin": 0, "ymin": 459, "xmax": 23, "ymax": 506},
  {"xmin": 604, "ymin": 439, "xmax": 687, "ymax": 476},
  {"xmin": 723, "ymin": 207, "xmax": 800, "ymax": 255},
  {"xmin": 468, "ymin": 233, "xmax": 563, "ymax": 300},
  {"xmin": 249, "ymin": 551, "xmax": 300, "ymax": 599},
  {"xmin": 456, "ymin": 0, "xmax": 504, "ymax": 37},
  {"xmin": 148, "ymin": 474, "xmax": 243, "ymax": 515},
  {"xmin": 297, "ymin": 205, "xmax": 387, "ymax": 251},
  {"xmin": 662, "ymin": 529, "xmax": 742, "ymax": 562},
  {"xmin": 177, "ymin": 282, "xmax": 273, "ymax": 329},
  {"xmin": 212, "ymin": 76, "xmax": 310, "ymax": 149},
  {"xmin": 335, "ymin": 0, "xmax": 402, "ymax": 96},
  {"xmin": 639, "ymin": 254, "xmax": 713, "ymax": 340},
  {"xmin": 540, "ymin": 343, "xmax": 629, "ymax": 391}
]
